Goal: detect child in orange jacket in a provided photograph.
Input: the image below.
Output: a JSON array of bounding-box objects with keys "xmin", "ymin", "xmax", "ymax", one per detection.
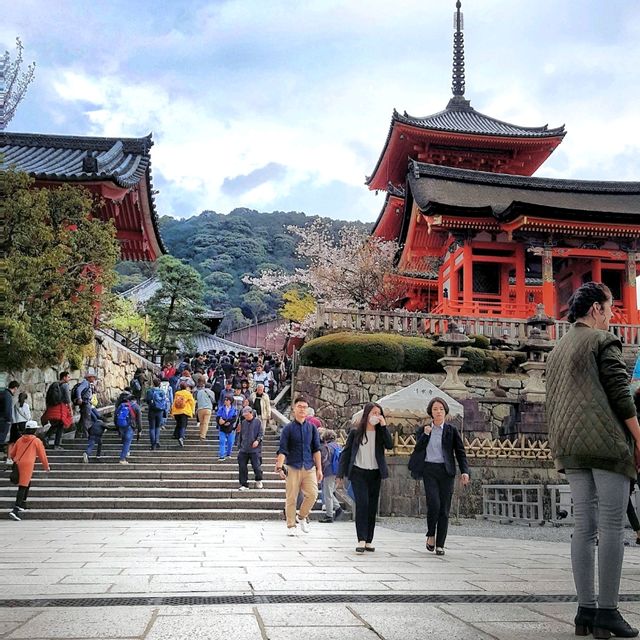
[{"xmin": 8, "ymin": 421, "xmax": 50, "ymax": 521}]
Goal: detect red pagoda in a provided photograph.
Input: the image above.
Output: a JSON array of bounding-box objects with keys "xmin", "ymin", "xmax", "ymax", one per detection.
[
  {"xmin": 369, "ymin": 1, "xmax": 640, "ymax": 323},
  {"xmin": 0, "ymin": 132, "xmax": 165, "ymax": 261}
]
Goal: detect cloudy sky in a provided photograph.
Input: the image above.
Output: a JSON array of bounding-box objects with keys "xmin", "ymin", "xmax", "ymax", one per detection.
[{"xmin": 4, "ymin": 0, "xmax": 640, "ymax": 222}]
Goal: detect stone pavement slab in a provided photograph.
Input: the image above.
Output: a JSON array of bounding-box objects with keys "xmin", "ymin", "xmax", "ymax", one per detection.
[{"xmin": 0, "ymin": 520, "xmax": 639, "ymax": 639}]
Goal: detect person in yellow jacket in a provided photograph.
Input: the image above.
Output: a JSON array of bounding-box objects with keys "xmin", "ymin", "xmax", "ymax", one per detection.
[{"xmin": 170, "ymin": 381, "xmax": 195, "ymax": 448}]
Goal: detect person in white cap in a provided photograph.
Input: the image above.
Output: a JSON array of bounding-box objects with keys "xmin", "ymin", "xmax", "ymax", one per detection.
[{"xmin": 8, "ymin": 421, "xmax": 50, "ymax": 521}]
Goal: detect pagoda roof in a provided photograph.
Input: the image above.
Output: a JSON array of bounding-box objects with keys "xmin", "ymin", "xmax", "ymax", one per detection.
[
  {"xmin": 0, "ymin": 131, "xmax": 166, "ymax": 260},
  {"xmin": 396, "ymin": 100, "xmax": 566, "ymax": 139},
  {"xmin": 0, "ymin": 132, "xmax": 154, "ymax": 188},
  {"xmin": 408, "ymin": 162, "xmax": 640, "ymax": 222}
]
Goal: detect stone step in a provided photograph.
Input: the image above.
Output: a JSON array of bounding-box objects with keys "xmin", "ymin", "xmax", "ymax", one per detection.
[
  {"xmin": 0, "ymin": 487, "xmax": 286, "ymax": 498},
  {"xmin": 0, "ymin": 496, "xmax": 304, "ymax": 509},
  {"xmin": 43, "ymin": 452, "xmax": 280, "ymax": 462},
  {"xmin": 32, "ymin": 462, "xmax": 283, "ymax": 472},
  {"xmin": 2, "ymin": 509, "xmax": 316, "ymax": 521},
  {"xmin": 29, "ymin": 469, "xmax": 281, "ymax": 478},
  {"xmin": 24, "ymin": 478, "xmax": 284, "ymax": 489}
]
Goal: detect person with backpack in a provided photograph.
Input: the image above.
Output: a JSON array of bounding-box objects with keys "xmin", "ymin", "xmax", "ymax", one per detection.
[
  {"xmin": 319, "ymin": 429, "xmax": 342, "ymax": 523},
  {"xmin": 72, "ymin": 371, "xmax": 96, "ymax": 438},
  {"xmin": 129, "ymin": 368, "xmax": 145, "ymax": 403},
  {"xmin": 237, "ymin": 407, "xmax": 264, "ymax": 491},
  {"xmin": 159, "ymin": 379, "xmax": 173, "ymax": 431},
  {"xmin": 82, "ymin": 419, "xmax": 107, "ymax": 463},
  {"xmin": 146, "ymin": 378, "xmax": 168, "ymax": 450},
  {"xmin": 170, "ymin": 381, "xmax": 195, "ymax": 448},
  {"xmin": 114, "ymin": 392, "xmax": 142, "ymax": 464},
  {"xmin": 8, "ymin": 420, "xmax": 50, "ymax": 521},
  {"xmin": 195, "ymin": 378, "xmax": 217, "ymax": 441},
  {"xmin": 216, "ymin": 396, "xmax": 238, "ymax": 460},
  {"xmin": 42, "ymin": 372, "xmax": 73, "ymax": 449}
]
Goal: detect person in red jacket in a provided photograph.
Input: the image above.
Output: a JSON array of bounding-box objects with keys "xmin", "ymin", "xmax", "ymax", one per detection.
[{"xmin": 8, "ymin": 421, "xmax": 50, "ymax": 521}]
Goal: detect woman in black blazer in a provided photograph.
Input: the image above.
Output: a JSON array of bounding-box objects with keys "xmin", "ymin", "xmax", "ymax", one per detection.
[
  {"xmin": 337, "ymin": 402, "xmax": 393, "ymax": 553},
  {"xmin": 409, "ymin": 397, "xmax": 469, "ymax": 555}
]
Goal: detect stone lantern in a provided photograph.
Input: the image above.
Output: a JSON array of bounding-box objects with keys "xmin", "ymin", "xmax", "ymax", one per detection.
[
  {"xmin": 436, "ymin": 319, "xmax": 472, "ymax": 399},
  {"xmin": 519, "ymin": 304, "xmax": 555, "ymax": 401}
]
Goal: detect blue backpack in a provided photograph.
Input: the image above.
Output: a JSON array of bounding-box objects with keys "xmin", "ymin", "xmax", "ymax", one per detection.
[
  {"xmin": 115, "ymin": 402, "xmax": 134, "ymax": 428},
  {"xmin": 330, "ymin": 444, "xmax": 343, "ymax": 476},
  {"xmin": 148, "ymin": 388, "xmax": 167, "ymax": 411}
]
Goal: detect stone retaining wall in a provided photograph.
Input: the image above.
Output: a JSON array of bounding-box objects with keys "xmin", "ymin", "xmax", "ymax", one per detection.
[
  {"xmin": 0, "ymin": 332, "xmax": 160, "ymax": 417},
  {"xmin": 294, "ymin": 365, "xmax": 527, "ymax": 430}
]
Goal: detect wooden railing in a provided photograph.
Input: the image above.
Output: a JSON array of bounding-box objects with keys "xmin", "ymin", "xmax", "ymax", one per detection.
[
  {"xmin": 316, "ymin": 306, "xmax": 640, "ymax": 345},
  {"xmin": 95, "ymin": 327, "xmax": 163, "ymax": 365}
]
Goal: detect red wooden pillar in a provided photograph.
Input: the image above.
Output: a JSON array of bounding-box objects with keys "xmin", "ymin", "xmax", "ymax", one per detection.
[
  {"xmin": 449, "ymin": 254, "xmax": 459, "ymax": 311},
  {"xmin": 542, "ymin": 246, "xmax": 555, "ymax": 318},
  {"xmin": 515, "ymin": 245, "xmax": 526, "ymax": 312},
  {"xmin": 592, "ymin": 258, "xmax": 602, "ymax": 283},
  {"xmin": 500, "ymin": 264, "xmax": 510, "ymax": 315},
  {"xmin": 463, "ymin": 244, "xmax": 473, "ymax": 314},
  {"xmin": 623, "ymin": 252, "xmax": 638, "ymax": 324}
]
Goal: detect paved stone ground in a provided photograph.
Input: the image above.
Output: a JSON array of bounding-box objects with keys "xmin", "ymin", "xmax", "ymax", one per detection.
[{"xmin": 1, "ymin": 520, "xmax": 640, "ymax": 639}]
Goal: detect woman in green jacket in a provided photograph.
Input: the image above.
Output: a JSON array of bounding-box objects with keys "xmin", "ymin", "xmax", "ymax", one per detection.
[{"xmin": 547, "ymin": 282, "xmax": 640, "ymax": 638}]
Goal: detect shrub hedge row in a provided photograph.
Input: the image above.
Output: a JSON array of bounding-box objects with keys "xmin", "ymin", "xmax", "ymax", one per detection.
[{"xmin": 299, "ymin": 332, "xmax": 526, "ymax": 374}]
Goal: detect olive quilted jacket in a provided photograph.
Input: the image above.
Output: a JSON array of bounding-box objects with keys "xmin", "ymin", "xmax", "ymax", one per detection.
[{"xmin": 546, "ymin": 323, "xmax": 636, "ymax": 480}]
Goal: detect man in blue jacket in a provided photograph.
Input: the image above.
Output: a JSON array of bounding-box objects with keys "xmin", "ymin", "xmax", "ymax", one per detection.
[
  {"xmin": 237, "ymin": 407, "xmax": 264, "ymax": 491},
  {"xmin": 275, "ymin": 397, "xmax": 323, "ymax": 536}
]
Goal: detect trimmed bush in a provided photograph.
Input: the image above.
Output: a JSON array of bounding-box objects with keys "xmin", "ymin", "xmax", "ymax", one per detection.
[
  {"xmin": 487, "ymin": 350, "xmax": 528, "ymax": 374},
  {"xmin": 460, "ymin": 346, "xmax": 491, "ymax": 373},
  {"xmin": 468, "ymin": 334, "xmax": 490, "ymax": 349},
  {"xmin": 300, "ymin": 332, "xmax": 405, "ymax": 372},
  {"xmin": 400, "ymin": 336, "xmax": 445, "ymax": 373}
]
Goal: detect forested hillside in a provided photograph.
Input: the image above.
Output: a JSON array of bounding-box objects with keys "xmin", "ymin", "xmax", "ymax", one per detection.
[{"xmin": 115, "ymin": 208, "xmax": 371, "ymax": 331}]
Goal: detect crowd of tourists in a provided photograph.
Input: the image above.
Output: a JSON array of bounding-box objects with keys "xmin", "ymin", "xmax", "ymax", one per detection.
[{"xmin": 4, "ymin": 281, "xmax": 640, "ymax": 637}]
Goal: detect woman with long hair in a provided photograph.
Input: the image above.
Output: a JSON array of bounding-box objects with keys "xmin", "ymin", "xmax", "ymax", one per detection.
[
  {"xmin": 337, "ymin": 402, "xmax": 393, "ymax": 553},
  {"xmin": 547, "ymin": 281, "xmax": 640, "ymax": 638},
  {"xmin": 409, "ymin": 397, "xmax": 469, "ymax": 556}
]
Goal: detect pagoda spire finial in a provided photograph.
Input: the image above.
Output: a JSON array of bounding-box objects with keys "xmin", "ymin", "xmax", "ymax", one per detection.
[{"xmin": 452, "ymin": 0, "xmax": 465, "ymax": 97}]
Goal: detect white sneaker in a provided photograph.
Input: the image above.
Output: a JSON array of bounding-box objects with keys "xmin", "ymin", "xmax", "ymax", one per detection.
[
  {"xmin": 8, "ymin": 511, "xmax": 20, "ymax": 521},
  {"xmin": 82, "ymin": 453, "xmax": 88, "ymax": 464},
  {"xmin": 119, "ymin": 459, "xmax": 128, "ymax": 465},
  {"xmin": 238, "ymin": 485, "xmax": 250, "ymax": 491},
  {"xmin": 255, "ymin": 481, "xmax": 263, "ymax": 489},
  {"xmin": 5, "ymin": 458, "xmax": 12, "ymax": 465},
  {"xmin": 299, "ymin": 518, "xmax": 310, "ymax": 534},
  {"xmin": 286, "ymin": 526, "xmax": 297, "ymax": 537}
]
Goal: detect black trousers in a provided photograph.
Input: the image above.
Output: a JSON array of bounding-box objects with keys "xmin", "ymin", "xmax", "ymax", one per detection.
[
  {"xmin": 238, "ymin": 451, "xmax": 263, "ymax": 486},
  {"xmin": 48, "ymin": 420, "xmax": 65, "ymax": 447},
  {"xmin": 423, "ymin": 462, "xmax": 455, "ymax": 547},
  {"xmin": 350, "ymin": 466, "xmax": 381, "ymax": 544},
  {"xmin": 14, "ymin": 483, "xmax": 31, "ymax": 509},
  {"xmin": 10, "ymin": 423, "xmax": 25, "ymax": 444}
]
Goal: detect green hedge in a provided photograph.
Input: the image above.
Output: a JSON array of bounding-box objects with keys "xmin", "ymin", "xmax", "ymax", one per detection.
[
  {"xmin": 299, "ymin": 332, "xmax": 444, "ymax": 373},
  {"xmin": 300, "ymin": 332, "xmax": 526, "ymax": 374}
]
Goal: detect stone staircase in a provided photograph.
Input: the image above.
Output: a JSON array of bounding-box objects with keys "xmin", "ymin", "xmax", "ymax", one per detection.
[{"xmin": 1, "ymin": 418, "xmax": 325, "ymax": 520}]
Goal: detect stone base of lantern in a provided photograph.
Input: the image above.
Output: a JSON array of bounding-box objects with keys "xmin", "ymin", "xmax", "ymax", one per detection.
[
  {"xmin": 437, "ymin": 356, "xmax": 470, "ymax": 399},
  {"xmin": 520, "ymin": 361, "xmax": 547, "ymax": 402}
]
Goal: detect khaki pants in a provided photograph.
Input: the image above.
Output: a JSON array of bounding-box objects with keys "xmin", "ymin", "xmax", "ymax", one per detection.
[
  {"xmin": 285, "ymin": 467, "xmax": 318, "ymax": 528},
  {"xmin": 198, "ymin": 408, "xmax": 212, "ymax": 439}
]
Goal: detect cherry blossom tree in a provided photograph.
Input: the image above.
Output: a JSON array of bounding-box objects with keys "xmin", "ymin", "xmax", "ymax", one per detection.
[
  {"xmin": 1, "ymin": 38, "xmax": 36, "ymax": 131},
  {"xmin": 243, "ymin": 219, "xmax": 405, "ymax": 317}
]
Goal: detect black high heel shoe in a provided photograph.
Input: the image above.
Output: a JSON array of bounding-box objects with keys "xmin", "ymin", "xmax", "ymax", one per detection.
[
  {"xmin": 592, "ymin": 608, "xmax": 639, "ymax": 639},
  {"xmin": 426, "ymin": 540, "xmax": 435, "ymax": 552},
  {"xmin": 574, "ymin": 606, "xmax": 597, "ymax": 636}
]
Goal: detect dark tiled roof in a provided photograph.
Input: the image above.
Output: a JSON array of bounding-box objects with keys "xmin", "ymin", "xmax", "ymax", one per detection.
[
  {"xmin": 0, "ymin": 132, "xmax": 153, "ymax": 188},
  {"xmin": 395, "ymin": 100, "xmax": 566, "ymax": 139},
  {"xmin": 408, "ymin": 161, "xmax": 640, "ymax": 220}
]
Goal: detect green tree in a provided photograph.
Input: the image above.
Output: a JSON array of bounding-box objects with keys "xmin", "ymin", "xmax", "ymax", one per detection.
[
  {"xmin": 104, "ymin": 297, "xmax": 149, "ymax": 341},
  {"xmin": 144, "ymin": 255, "xmax": 208, "ymax": 353},
  {"xmin": 0, "ymin": 170, "xmax": 119, "ymax": 369}
]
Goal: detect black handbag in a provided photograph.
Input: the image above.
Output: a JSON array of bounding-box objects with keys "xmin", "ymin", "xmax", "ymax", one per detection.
[{"xmin": 9, "ymin": 462, "xmax": 19, "ymax": 485}]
